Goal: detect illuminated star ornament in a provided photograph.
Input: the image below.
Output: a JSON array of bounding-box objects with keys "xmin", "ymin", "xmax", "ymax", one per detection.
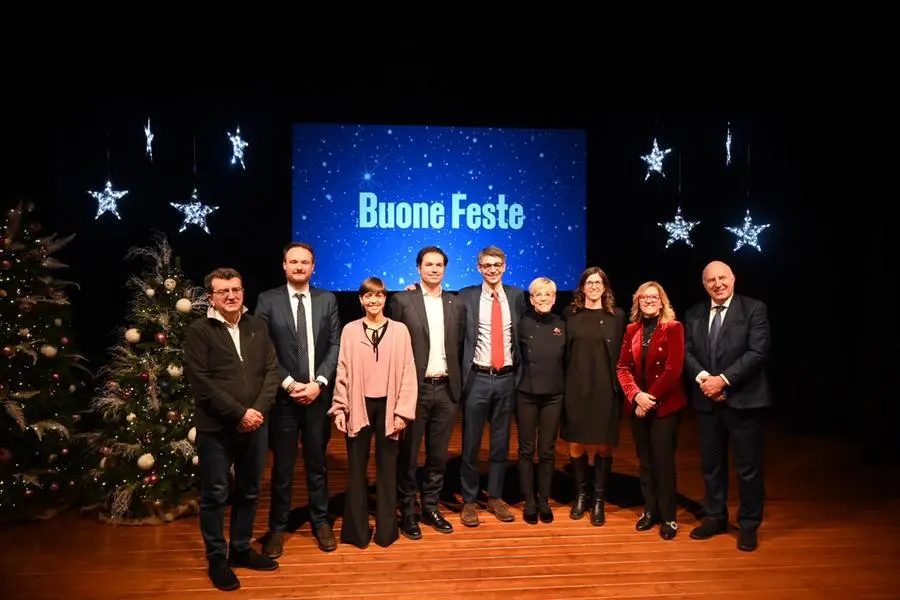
[
  {"xmin": 726, "ymin": 209, "xmax": 771, "ymax": 252},
  {"xmin": 171, "ymin": 188, "xmax": 218, "ymax": 234},
  {"xmin": 227, "ymin": 126, "xmax": 248, "ymax": 169},
  {"xmin": 145, "ymin": 118, "xmax": 154, "ymax": 162},
  {"xmin": 725, "ymin": 123, "xmax": 732, "ymax": 166},
  {"xmin": 641, "ymin": 138, "xmax": 672, "ymax": 180},
  {"xmin": 89, "ymin": 180, "xmax": 129, "ymax": 220},
  {"xmin": 658, "ymin": 206, "xmax": 701, "ymax": 248}
]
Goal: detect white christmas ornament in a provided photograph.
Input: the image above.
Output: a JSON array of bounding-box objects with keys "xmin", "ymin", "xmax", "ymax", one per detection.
[
  {"xmin": 641, "ymin": 138, "xmax": 672, "ymax": 180},
  {"xmin": 175, "ymin": 298, "xmax": 193, "ymax": 313},
  {"xmin": 167, "ymin": 364, "xmax": 184, "ymax": 378},
  {"xmin": 187, "ymin": 427, "xmax": 197, "ymax": 443},
  {"xmin": 192, "ymin": 455, "xmax": 199, "ymax": 466},
  {"xmin": 126, "ymin": 413, "xmax": 137, "ymax": 423},
  {"xmin": 40, "ymin": 344, "xmax": 58, "ymax": 358},
  {"xmin": 125, "ymin": 328, "xmax": 141, "ymax": 344},
  {"xmin": 137, "ymin": 453, "xmax": 156, "ymax": 470},
  {"xmin": 90, "ymin": 180, "xmax": 129, "ymax": 220},
  {"xmin": 658, "ymin": 206, "xmax": 701, "ymax": 248},
  {"xmin": 726, "ymin": 209, "xmax": 771, "ymax": 252},
  {"xmin": 164, "ymin": 278, "xmax": 177, "ymax": 291},
  {"xmin": 145, "ymin": 288, "xmax": 155, "ymax": 298},
  {"xmin": 171, "ymin": 188, "xmax": 218, "ymax": 234}
]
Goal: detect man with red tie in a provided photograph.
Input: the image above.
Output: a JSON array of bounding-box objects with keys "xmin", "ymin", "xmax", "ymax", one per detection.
[{"xmin": 457, "ymin": 246, "xmax": 526, "ymax": 527}]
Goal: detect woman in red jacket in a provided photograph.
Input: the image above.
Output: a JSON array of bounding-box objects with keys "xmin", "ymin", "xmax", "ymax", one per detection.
[{"xmin": 616, "ymin": 281, "xmax": 686, "ymax": 540}]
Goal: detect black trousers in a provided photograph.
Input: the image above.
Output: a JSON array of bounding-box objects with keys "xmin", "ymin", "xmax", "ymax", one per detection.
[
  {"xmin": 696, "ymin": 404, "xmax": 766, "ymax": 531},
  {"xmin": 268, "ymin": 394, "xmax": 332, "ymax": 532},
  {"xmin": 196, "ymin": 423, "xmax": 268, "ymax": 560},
  {"xmin": 631, "ymin": 409, "xmax": 682, "ymax": 522},
  {"xmin": 397, "ymin": 379, "xmax": 457, "ymax": 517},
  {"xmin": 342, "ymin": 397, "xmax": 400, "ymax": 548},
  {"xmin": 515, "ymin": 391, "xmax": 563, "ymax": 503}
]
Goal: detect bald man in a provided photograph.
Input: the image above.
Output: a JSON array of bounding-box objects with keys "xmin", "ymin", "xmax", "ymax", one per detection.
[{"xmin": 683, "ymin": 261, "xmax": 771, "ymax": 552}]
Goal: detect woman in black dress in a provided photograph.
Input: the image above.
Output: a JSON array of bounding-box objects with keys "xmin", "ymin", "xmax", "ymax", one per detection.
[{"xmin": 562, "ymin": 267, "xmax": 625, "ymax": 526}]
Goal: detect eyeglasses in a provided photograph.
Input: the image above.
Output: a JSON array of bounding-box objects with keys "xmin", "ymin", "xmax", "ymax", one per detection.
[
  {"xmin": 584, "ymin": 281, "xmax": 604, "ymax": 288},
  {"xmin": 479, "ymin": 262, "xmax": 504, "ymax": 270},
  {"xmin": 212, "ymin": 287, "xmax": 243, "ymax": 297},
  {"xmin": 639, "ymin": 296, "xmax": 660, "ymax": 303}
]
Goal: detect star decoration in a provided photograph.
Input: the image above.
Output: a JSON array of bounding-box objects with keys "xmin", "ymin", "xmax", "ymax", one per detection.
[
  {"xmin": 145, "ymin": 118, "xmax": 154, "ymax": 162},
  {"xmin": 228, "ymin": 126, "xmax": 248, "ymax": 169},
  {"xmin": 171, "ymin": 188, "xmax": 218, "ymax": 234},
  {"xmin": 658, "ymin": 206, "xmax": 701, "ymax": 248},
  {"xmin": 726, "ymin": 209, "xmax": 771, "ymax": 252},
  {"xmin": 641, "ymin": 137, "xmax": 672, "ymax": 180},
  {"xmin": 725, "ymin": 123, "xmax": 732, "ymax": 166},
  {"xmin": 89, "ymin": 180, "xmax": 129, "ymax": 220}
]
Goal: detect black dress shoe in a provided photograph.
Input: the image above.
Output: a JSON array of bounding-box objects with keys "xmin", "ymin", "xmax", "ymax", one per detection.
[
  {"xmin": 208, "ymin": 556, "xmax": 240, "ymax": 591},
  {"xmin": 538, "ymin": 502, "xmax": 554, "ymax": 524},
  {"xmin": 400, "ymin": 515, "xmax": 423, "ymax": 540},
  {"xmin": 523, "ymin": 503, "xmax": 538, "ymax": 525},
  {"xmin": 314, "ymin": 523, "xmax": 338, "ymax": 552},
  {"xmin": 228, "ymin": 548, "xmax": 278, "ymax": 571},
  {"xmin": 421, "ymin": 509, "xmax": 453, "ymax": 533},
  {"xmin": 737, "ymin": 528, "xmax": 758, "ymax": 551},
  {"xmin": 690, "ymin": 519, "xmax": 728, "ymax": 540},
  {"xmin": 635, "ymin": 512, "xmax": 660, "ymax": 532},
  {"xmin": 660, "ymin": 521, "xmax": 678, "ymax": 540}
]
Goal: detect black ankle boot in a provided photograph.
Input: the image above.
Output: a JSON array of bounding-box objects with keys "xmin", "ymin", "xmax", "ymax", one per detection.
[
  {"xmin": 591, "ymin": 455, "xmax": 611, "ymax": 526},
  {"xmin": 569, "ymin": 454, "xmax": 588, "ymax": 520}
]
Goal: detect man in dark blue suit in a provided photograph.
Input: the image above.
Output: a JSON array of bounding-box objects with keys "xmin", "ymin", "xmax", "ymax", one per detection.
[
  {"xmin": 255, "ymin": 242, "xmax": 341, "ymax": 557},
  {"xmin": 683, "ymin": 260, "xmax": 771, "ymax": 552},
  {"xmin": 457, "ymin": 245, "xmax": 526, "ymax": 527}
]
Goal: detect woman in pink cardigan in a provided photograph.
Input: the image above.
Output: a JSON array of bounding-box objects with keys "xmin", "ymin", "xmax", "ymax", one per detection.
[{"xmin": 328, "ymin": 277, "xmax": 418, "ymax": 548}]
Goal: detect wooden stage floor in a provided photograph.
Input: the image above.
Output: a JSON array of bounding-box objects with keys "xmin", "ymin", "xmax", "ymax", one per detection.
[{"xmin": 2, "ymin": 410, "xmax": 899, "ymax": 599}]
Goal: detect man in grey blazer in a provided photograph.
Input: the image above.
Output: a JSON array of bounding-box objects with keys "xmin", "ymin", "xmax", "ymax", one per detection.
[
  {"xmin": 683, "ymin": 260, "xmax": 771, "ymax": 552},
  {"xmin": 255, "ymin": 242, "xmax": 341, "ymax": 557},
  {"xmin": 390, "ymin": 246, "xmax": 465, "ymax": 539},
  {"xmin": 457, "ymin": 245, "xmax": 526, "ymax": 527}
]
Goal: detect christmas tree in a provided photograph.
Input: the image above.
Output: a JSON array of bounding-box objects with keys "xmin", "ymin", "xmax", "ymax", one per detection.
[
  {"xmin": 83, "ymin": 233, "xmax": 207, "ymax": 524},
  {"xmin": 0, "ymin": 201, "xmax": 91, "ymax": 522}
]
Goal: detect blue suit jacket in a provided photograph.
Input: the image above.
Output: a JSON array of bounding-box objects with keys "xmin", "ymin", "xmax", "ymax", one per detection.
[{"xmin": 457, "ymin": 283, "xmax": 526, "ymax": 389}]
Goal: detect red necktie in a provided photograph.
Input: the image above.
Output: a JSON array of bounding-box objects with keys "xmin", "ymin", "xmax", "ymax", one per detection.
[{"xmin": 491, "ymin": 291, "xmax": 504, "ymax": 370}]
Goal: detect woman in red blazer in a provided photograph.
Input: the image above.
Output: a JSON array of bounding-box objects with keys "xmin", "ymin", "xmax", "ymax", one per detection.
[{"xmin": 616, "ymin": 281, "xmax": 686, "ymax": 540}]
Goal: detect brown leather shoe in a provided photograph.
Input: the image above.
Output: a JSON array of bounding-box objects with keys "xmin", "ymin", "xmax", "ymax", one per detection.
[
  {"xmin": 314, "ymin": 523, "xmax": 337, "ymax": 552},
  {"xmin": 486, "ymin": 497, "xmax": 515, "ymax": 522},
  {"xmin": 461, "ymin": 502, "xmax": 480, "ymax": 527},
  {"xmin": 261, "ymin": 531, "xmax": 284, "ymax": 558}
]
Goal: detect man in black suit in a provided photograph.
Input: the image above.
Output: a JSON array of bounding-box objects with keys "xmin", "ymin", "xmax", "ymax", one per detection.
[
  {"xmin": 390, "ymin": 246, "xmax": 465, "ymax": 539},
  {"xmin": 458, "ymin": 245, "xmax": 526, "ymax": 527},
  {"xmin": 683, "ymin": 260, "xmax": 771, "ymax": 552},
  {"xmin": 184, "ymin": 267, "xmax": 281, "ymax": 591},
  {"xmin": 255, "ymin": 242, "xmax": 341, "ymax": 556}
]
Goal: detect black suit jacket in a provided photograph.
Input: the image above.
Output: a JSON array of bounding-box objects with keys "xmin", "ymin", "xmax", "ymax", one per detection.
[
  {"xmin": 683, "ymin": 294, "xmax": 772, "ymax": 411},
  {"xmin": 388, "ymin": 285, "xmax": 466, "ymax": 402},
  {"xmin": 254, "ymin": 285, "xmax": 342, "ymax": 401},
  {"xmin": 458, "ymin": 283, "xmax": 527, "ymax": 389}
]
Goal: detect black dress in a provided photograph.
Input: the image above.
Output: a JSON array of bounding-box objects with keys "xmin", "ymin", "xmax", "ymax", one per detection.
[{"xmin": 561, "ymin": 306, "xmax": 626, "ymax": 445}]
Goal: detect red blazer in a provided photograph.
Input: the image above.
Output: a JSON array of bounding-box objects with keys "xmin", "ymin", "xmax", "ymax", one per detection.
[{"xmin": 616, "ymin": 320, "xmax": 687, "ymax": 418}]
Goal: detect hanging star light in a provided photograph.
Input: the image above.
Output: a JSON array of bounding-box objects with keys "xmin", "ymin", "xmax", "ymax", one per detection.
[
  {"xmin": 658, "ymin": 206, "xmax": 701, "ymax": 248},
  {"xmin": 89, "ymin": 180, "xmax": 129, "ymax": 220},
  {"xmin": 641, "ymin": 138, "xmax": 672, "ymax": 180},
  {"xmin": 725, "ymin": 123, "xmax": 732, "ymax": 166},
  {"xmin": 227, "ymin": 126, "xmax": 248, "ymax": 169},
  {"xmin": 725, "ymin": 209, "xmax": 771, "ymax": 252},
  {"xmin": 144, "ymin": 119, "xmax": 154, "ymax": 162},
  {"xmin": 171, "ymin": 188, "xmax": 218, "ymax": 234}
]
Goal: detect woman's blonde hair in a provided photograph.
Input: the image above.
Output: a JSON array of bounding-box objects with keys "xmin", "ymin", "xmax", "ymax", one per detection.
[{"xmin": 629, "ymin": 281, "xmax": 676, "ymax": 324}]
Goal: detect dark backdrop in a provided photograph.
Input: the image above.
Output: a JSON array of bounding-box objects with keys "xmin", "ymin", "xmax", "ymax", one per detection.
[{"xmin": 3, "ymin": 92, "xmax": 891, "ymax": 457}]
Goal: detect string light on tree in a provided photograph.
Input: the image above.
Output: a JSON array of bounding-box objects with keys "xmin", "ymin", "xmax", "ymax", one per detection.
[
  {"xmin": 227, "ymin": 126, "xmax": 248, "ymax": 169},
  {"xmin": 640, "ymin": 138, "xmax": 672, "ymax": 180},
  {"xmin": 144, "ymin": 119, "xmax": 154, "ymax": 162},
  {"xmin": 89, "ymin": 180, "xmax": 129, "ymax": 220},
  {"xmin": 171, "ymin": 188, "xmax": 218, "ymax": 234},
  {"xmin": 726, "ymin": 209, "xmax": 771, "ymax": 252},
  {"xmin": 659, "ymin": 206, "xmax": 700, "ymax": 248}
]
